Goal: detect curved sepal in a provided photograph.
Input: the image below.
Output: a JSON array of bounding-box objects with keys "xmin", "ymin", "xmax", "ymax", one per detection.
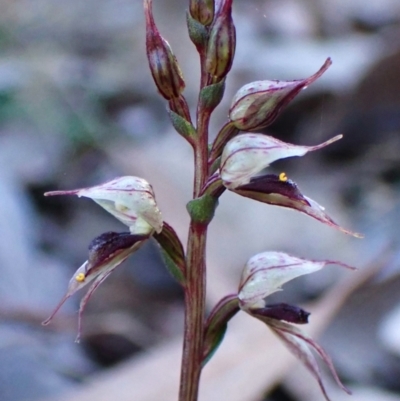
[
  {"xmin": 153, "ymin": 222, "xmax": 186, "ymax": 284},
  {"xmin": 257, "ymin": 317, "xmax": 351, "ymax": 401},
  {"xmin": 202, "ymin": 294, "xmax": 240, "ymax": 365},
  {"xmin": 233, "ymin": 174, "xmax": 362, "ymax": 237}
]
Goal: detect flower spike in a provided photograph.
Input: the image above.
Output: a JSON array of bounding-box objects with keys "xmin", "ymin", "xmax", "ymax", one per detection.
[
  {"xmin": 220, "ymin": 133, "xmax": 342, "ymax": 189},
  {"xmin": 45, "ymin": 176, "xmax": 163, "ymax": 235},
  {"xmin": 42, "ymin": 232, "xmax": 149, "ymax": 341}
]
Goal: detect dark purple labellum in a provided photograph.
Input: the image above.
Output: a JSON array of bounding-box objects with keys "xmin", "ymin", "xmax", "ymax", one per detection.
[
  {"xmin": 88, "ymin": 232, "xmax": 149, "ymax": 269},
  {"xmin": 252, "ymin": 303, "xmax": 310, "ymax": 324},
  {"xmin": 237, "ymin": 174, "xmax": 310, "ymax": 205}
]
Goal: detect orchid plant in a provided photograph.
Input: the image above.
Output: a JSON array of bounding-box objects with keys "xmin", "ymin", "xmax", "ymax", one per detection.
[{"xmin": 42, "ymin": 1, "xmax": 362, "ymax": 400}]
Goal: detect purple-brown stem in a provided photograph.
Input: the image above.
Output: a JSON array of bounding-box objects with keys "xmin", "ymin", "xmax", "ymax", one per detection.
[
  {"xmin": 178, "ymin": 49, "xmax": 212, "ymax": 401},
  {"xmin": 179, "ymin": 222, "xmax": 207, "ymax": 401}
]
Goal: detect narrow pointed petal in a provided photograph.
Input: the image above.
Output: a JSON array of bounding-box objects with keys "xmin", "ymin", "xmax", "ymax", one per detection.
[
  {"xmin": 220, "ymin": 133, "xmax": 342, "ymax": 188},
  {"xmin": 75, "ymin": 270, "xmax": 113, "ymax": 343},
  {"xmin": 238, "ymin": 251, "xmax": 355, "ymax": 310},
  {"xmin": 229, "ymin": 58, "xmax": 332, "ymax": 131},
  {"xmin": 45, "ymin": 176, "xmax": 163, "ymax": 235},
  {"xmin": 42, "ymin": 261, "xmax": 89, "ymax": 326},
  {"xmin": 42, "ymin": 292, "xmax": 74, "ymax": 326},
  {"xmin": 42, "ymin": 232, "xmax": 148, "ymax": 326},
  {"xmin": 233, "ymin": 174, "xmax": 362, "ymax": 237},
  {"xmin": 299, "ymin": 195, "xmax": 362, "ymax": 237},
  {"xmin": 265, "ymin": 318, "xmax": 351, "ymax": 400}
]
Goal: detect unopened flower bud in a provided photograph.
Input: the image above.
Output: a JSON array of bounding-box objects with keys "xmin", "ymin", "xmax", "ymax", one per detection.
[
  {"xmin": 220, "ymin": 133, "xmax": 342, "ymax": 189},
  {"xmin": 205, "ymin": 0, "xmax": 236, "ymax": 80},
  {"xmin": 190, "ymin": 0, "xmax": 215, "ymax": 26},
  {"xmin": 43, "ymin": 231, "xmax": 149, "ymax": 341},
  {"xmin": 45, "ymin": 176, "xmax": 163, "ymax": 235},
  {"xmin": 229, "ymin": 58, "xmax": 332, "ymax": 131},
  {"xmin": 144, "ymin": 0, "xmax": 185, "ymax": 100}
]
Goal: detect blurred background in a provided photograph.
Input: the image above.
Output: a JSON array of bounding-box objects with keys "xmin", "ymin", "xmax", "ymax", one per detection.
[{"xmin": 1, "ymin": 0, "xmax": 400, "ymax": 400}]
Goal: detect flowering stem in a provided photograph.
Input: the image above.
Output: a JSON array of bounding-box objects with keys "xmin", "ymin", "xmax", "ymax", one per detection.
[
  {"xmin": 179, "ymin": 54, "xmax": 212, "ymax": 401},
  {"xmin": 179, "ymin": 222, "xmax": 207, "ymax": 401}
]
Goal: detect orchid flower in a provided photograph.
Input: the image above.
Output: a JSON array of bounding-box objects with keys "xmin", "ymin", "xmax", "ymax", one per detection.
[
  {"xmin": 43, "ymin": 232, "xmax": 149, "ymax": 342},
  {"xmin": 218, "ymin": 134, "xmax": 362, "ymax": 237},
  {"xmin": 42, "ymin": 176, "xmax": 163, "ymax": 340},
  {"xmin": 238, "ymin": 251, "xmax": 355, "ymax": 401}
]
